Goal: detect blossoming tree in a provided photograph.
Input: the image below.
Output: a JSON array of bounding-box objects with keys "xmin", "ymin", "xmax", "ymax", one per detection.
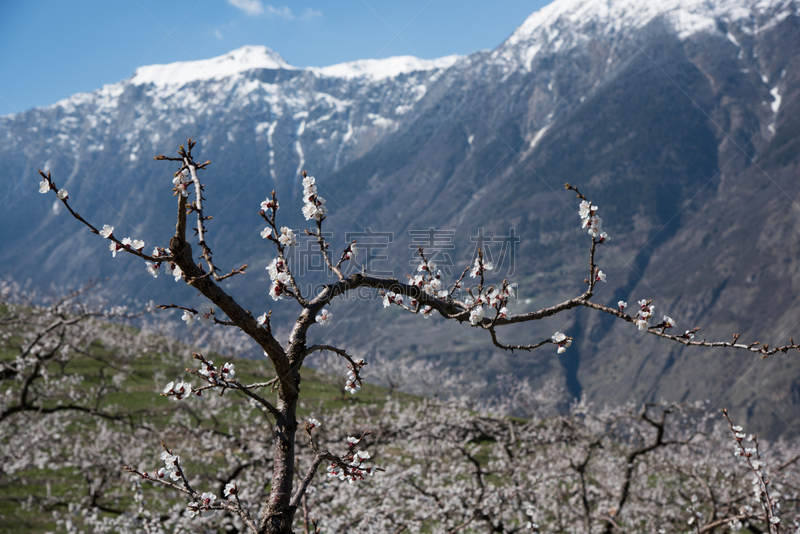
[{"xmin": 34, "ymin": 139, "xmax": 800, "ymax": 534}]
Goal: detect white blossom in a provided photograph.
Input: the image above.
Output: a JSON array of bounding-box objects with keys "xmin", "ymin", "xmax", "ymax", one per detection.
[
  {"xmin": 182, "ymin": 310, "xmax": 196, "ymax": 326},
  {"xmin": 100, "ymin": 225, "xmax": 114, "ymax": 238},
  {"xmin": 261, "ymin": 227, "xmax": 272, "ymax": 239},
  {"xmin": 307, "ymin": 418, "xmax": 321, "ymax": 429},
  {"xmin": 278, "ymin": 227, "xmax": 298, "ymax": 247},
  {"xmin": 260, "ymin": 198, "xmax": 278, "ymax": 211},
  {"xmin": 221, "ymin": 362, "xmax": 235, "ymax": 380},
  {"xmin": 316, "ymin": 308, "xmax": 332, "ymax": 325},
  {"xmin": 145, "ymin": 262, "xmax": 159, "ymax": 278},
  {"xmin": 38, "ymin": 179, "xmax": 50, "ymax": 194},
  {"xmin": 469, "ymin": 306, "xmax": 485, "ymax": 326},
  {"xmin": 57, "ymin": 189, "xmax": 68, "ymax": 200}
]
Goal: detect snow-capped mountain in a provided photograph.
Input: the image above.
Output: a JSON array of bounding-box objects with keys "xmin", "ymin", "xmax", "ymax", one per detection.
[{"xmin": 2, "ymin": 0, "xmax": 799, "ymax": 435}]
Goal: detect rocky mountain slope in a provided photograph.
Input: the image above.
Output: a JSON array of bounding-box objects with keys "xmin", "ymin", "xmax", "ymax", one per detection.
[{"xmin": 2, "ymin": 0, "xmax": 799, "ymax": 435}]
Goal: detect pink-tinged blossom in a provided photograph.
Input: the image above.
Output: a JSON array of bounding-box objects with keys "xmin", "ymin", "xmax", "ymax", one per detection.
[
  {"xmin": 498, "ymin": 306, "xmax": 508, "ymax": 318},
  {"xmin": 421, "ymin": 305, "xmax": 433, "ymax": 318},
  {"xmin": 346, "ymin": 436, "xmax": 359, "ymax": 445},
  {"xmin": 662, "ymin": 315, "xmax": 676, "ymax": 328},
  {"xmin": 223, "ymin": 482, "xmax": 237, "ymax": 500},
  {"xmin": 316, "ymin": 308, "xmax": 332, "ymax": 325},
  {"xmin": 261, "ymin": 227, "xmax": 272, "ymax": 239},
  {"xmin": 382, "ymin": 291, "xmax": 396, "ymax": 308},
  {"xmin": 595, "ymin": 270, "xmax": 607, "ymax": 283},
  {"xmin": 109, "ymin": 242, "xmax": 121, "ymax": 257},
  {"xmin": 307, "ymin": 418, "xmax": 321, "ymax": 429},
  {"xmin": 618, "ymin": 301, "xmax": 627, "ymax": 311},
  {"xmin": 100, "ymin": 225, "xmax": 114, "ymax": 238},
  {"xmin": 145, "ymin": 262, "xmax": 159, "ymax": 278}
]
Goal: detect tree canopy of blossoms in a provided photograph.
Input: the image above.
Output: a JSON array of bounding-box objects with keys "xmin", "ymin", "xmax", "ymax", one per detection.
[{"xmin": 31, "ymin": 138, "xmax": 800, "ymax": 534}]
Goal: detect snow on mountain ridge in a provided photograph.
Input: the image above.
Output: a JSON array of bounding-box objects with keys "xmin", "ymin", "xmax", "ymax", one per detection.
[
  {"xmin": 309, "ymin": 54, "xmax": 463, "ymax": 81},
  {"xmin": 501, "ymin": 0, "xmax": 796, "ymax": 70},
  {"xmin": 130, "ymin": 45, "xmax": 294, "ymax": 87},
  {"xmin": 128, "ymin": 45, "xmax": 463, "ymax": 88}
]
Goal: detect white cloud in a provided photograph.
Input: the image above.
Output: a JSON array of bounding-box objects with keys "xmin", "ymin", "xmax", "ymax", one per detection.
[
  {"xmin": 227, "ymin": 2, "xmax": 321, "ymax": 20},
  {"xmin": 213, "ymin": 28, "xmax": 224, "ymax": 40},
  {"xmin": 227, "ymin": 0, "xmax": 265, "ymax": 17},
  {"xmin": 300, "ymin": 8, "xmax": 322, "ymax": 19},
  {"xmin": 265, "ymin": 5, "xmax": 294, "ymax": 19}
]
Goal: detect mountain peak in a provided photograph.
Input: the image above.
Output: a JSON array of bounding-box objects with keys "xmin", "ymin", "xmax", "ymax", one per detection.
[{"xmin": 129, "ymin": 45, "xmax": 294, "ymax": 87}]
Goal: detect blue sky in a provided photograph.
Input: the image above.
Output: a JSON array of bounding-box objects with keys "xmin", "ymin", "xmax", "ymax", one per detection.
[{"xmin": 0, "ymin": 0, "xmax": 553, "ymax": 116}]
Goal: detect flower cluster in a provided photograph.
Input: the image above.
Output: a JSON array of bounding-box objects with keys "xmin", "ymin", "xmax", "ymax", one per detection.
[
  {"xmin": 551, "ymin": 332, "xmax": 573, "ymax": 353},
  {"xmin": 410, "ymin": 258, "xmax": 448, "ymax": 298},
  {"xmin": 465, "ymin": 281, "xmax": 515, "ymax": 326},
  {"xmin": 301, "ymin": 175, "xmax": 328, "ymax": 221},
  {"xmin": 278, "ymin": 227, "xmax": 298, "ymax": 247},
  {"xmin": 181, "ymin": 307, "xmax": 214, "ymax": 327},
  {"xmin": 156, "ymin": 450, "xmax": 182, "ymax": 481},
  {"xmin": 198, "ymin": 359, "xmax": 235, "ymax": 385},
  {"xmin": 100, "ymin": 225, "xmax": 145, "ymax": 258},
  {"xmin": 316, "ymin": 308, "xmax": 332, "ymax": 326},
  {"xmin": 470, "ymin": 256, "xmax": 494, "ymax": 279},
  {"xmin": 634, "ymin": 299, "xmax": 655, "ymax": 331},
  {"xmin": 172, "ymin": 168, "xmax": 191, "ymax": 197},
  {"xmin": 382, "ymin": 291, "xmax": 402, "ymax": 307},
  {"xmin": 163, "ymin": 380, "xmax": 194, "ymax": 400},
  {"xmin": 579, "ymin": 200, "xmax": 609, "ymax": 242},
  {"xmin": 345, "ymin": 358, "xmax": 366, "ymax": 394},
  {"xmin": 260, "ymin": 197, "xmax": 278, "ymax": 212},
  {"xmin": 326, "ymin": 449, "xmax": 375, "ymax": 485},
  {"xmin": 186, "ymin": 492, "xmax": 216, "ymax": 518},
  {"xmin": 266, "ymin": 258, "xmax": 291, "ymax": 300}
]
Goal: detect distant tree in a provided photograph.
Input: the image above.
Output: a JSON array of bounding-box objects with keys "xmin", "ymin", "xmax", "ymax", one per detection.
[{"xmin": 32, "ymin": 139, "xmax": 799, "ymax": 534}]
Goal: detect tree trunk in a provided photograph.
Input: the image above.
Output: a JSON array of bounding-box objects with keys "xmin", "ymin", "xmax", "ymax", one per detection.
[{"xmin": 260, "ymin": 393, "xmax": 299, "ymax": 534}]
